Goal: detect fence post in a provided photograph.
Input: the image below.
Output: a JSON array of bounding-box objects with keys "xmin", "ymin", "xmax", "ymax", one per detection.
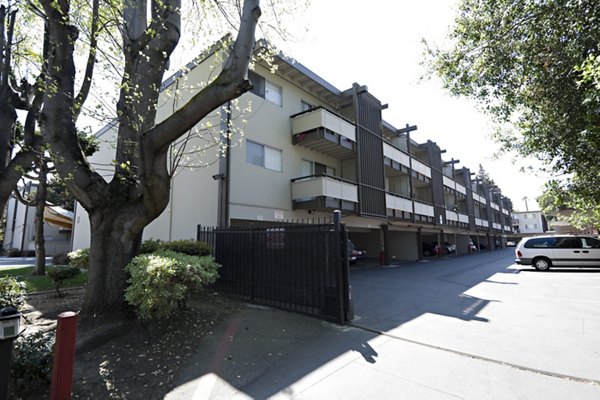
[
  {"xmin": 50, "ymin": 311, "xmax": 78, "ymax": 400},
  {"xmin": 334, "ymin": 210, "xmax": 353, "ymax": 324}
]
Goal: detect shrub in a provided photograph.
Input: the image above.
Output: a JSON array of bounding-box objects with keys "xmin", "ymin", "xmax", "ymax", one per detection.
[
  {"xmin": 160, "ymin": 240, "xmax": 211, "ymax": 256},
  {"xmin": 0, "ymin": 276, "xmax": 27, "ymax": 309},
  {"xmin": 125, "ymin": 250, "xmax": 219, "ymax": 319},
  {"xmin": 46, "ymin": 266, "xmax": 81, "ymax": 297},
  {"xmin": 140, "ymin": 238, "xmax": 163, "ymax": 254},
  {"xmin": 11, "ymin": 331, "xmax": 55, "ymax": 393},
  {"xmin": 52, "ymin": 252, "xmax": 70, "ymax": 266},
  {"xmin": 6, "ymin": 248, "xmax": 21, "ymax": 257},
  {"xmin": 68, "ymin": 247, "xmax": 89, "ymax": 269}
]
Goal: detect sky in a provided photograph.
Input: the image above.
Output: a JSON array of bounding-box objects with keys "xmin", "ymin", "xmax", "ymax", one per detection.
[{"xmin": 273, "ymin": 0, "xmax": 547, "ymax": 212}]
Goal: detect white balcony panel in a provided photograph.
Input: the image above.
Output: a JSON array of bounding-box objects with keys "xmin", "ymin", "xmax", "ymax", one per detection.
[
  {"xmin": 456, "ymin": 184, "xmax": 466, "ymax": 195},
  {"xmin": 504, "ymin": 225, "xmax": 512, "ymax": 232},
  {"xmin": 383, "ymin": 143, "xmax": 410, "ymax": 168},
  {"xmin": 473, "ymin": 193, "xmax": 487, "ymax": 205},
  {"xmin": 459, "ymin": 213, "xmax": 469, "ymax": 223},
  {"xmin": 386, "ymin": 194, "xmax": 413, "ymax": 213},
  {"xmin": 493, "ymin": 223, "xmax": 502, "ymax": 230},
  {"xmin": 446, "ymin": 210, "xmax": 458, "ymax": 221},
  {"xmin": 292, "ymin": 176, "xmax": 358, "ymax": 203},
  {"xmin": 414, "ymin": 201, "xmax": 434, "ymax": 217},
  {"xmin": 443, "ymin": 176, "xmax": 456, "ymax": 189},
  {"xmin": 411, "ymin": 159, "xmax": 432, "ymax": 178},
  {"xmin": 502, "ymin": 208, "xmax": 510, "ymax": 215},
  {"xmin": 491, "ymin": 203, "xmax": 500, "ymax": 211},
  {"xmin": 292, "ymin": 108, "xmax": 355, "ymax": 142}
]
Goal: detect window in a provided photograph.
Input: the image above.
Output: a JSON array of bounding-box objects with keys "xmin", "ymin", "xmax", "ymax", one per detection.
[
  {"xmin": 301, "ymin": 100, "xmax": 314, "ymax": 111},
  {"xmin": 246, "ymin": 140, "xmax": 282, "ymax": 171},
  {"xmin": 555, "ymin": 237, "xmax": 582, "ymax": 249},
  {"xmin": 301, "ymin": 160, "xmax": 336, "ymax": 177},
  {"xmin": 265, "ymin": 81, "xmax": 282, "ymax": 106},
  {"xmin": 583, "ymin": 237, "xmax": 600, "ymax": 248},
  {"xmin": 248, "ymin": 70, "xmax": 282, "ymax": 106},
  {"xmin": 524, "ymin": 237, "xmax": 556, "ymax": 248}
]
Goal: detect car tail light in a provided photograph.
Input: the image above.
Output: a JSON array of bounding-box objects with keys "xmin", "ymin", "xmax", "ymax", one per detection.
[{"xmin": 516, "ymin": 250, "xmax": 522, "ymax": 257}]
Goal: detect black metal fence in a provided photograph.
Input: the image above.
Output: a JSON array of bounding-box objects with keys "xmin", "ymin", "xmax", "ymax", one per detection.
[{"xmin": 197, "ymin": 215, "xmax": 352, "ymax": 324}]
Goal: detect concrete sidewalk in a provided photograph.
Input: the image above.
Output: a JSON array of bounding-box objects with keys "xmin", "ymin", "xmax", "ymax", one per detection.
[{"xmin": 166, "ymin": 251, "xmax": 600, "ymax": 399}]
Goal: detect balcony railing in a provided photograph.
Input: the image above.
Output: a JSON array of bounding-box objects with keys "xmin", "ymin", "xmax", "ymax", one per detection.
[
  {"xmin": 291, "ymin": 174, "xmax": 358, "ymax": 212},
  {"xmin": 386, "ymin": 193, "xmax": 413, "ymax": 213},
  {"xmin": 414, "ymin": 201, "xmax": 434, "ymax": 217},
  {"xmin": 383, "ymin": 143, "xmax": 410, "ymax": 169},
  {"xmin": 291, "ymin": 107, "xmax": 356, "ymax": 158},
  {"xmin": 446, "ymin": 209, "xmax": 458, "ymax": 222}
]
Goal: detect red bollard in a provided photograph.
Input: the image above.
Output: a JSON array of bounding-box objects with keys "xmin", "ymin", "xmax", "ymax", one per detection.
[{"xmin": 50, "ymin": 311, "xmax": 78, "ymax": 400}]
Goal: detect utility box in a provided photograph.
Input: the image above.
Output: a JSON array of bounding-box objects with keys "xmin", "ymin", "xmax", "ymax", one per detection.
[{"xmin": 0, "ymin": 307, "xmax": 21, "ymax": 340}]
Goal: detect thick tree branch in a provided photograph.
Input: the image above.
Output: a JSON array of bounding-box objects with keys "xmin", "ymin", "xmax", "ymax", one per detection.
[
  {"xmin": 2, "ymin": 9, "xmax": 16, "ymax": 88},
  {"xmin": 39, "ymin": 0, "xmax": 108, "ymax": 211},
  {"xmin": 145, "ymin": 0, "xmax": 260, "ymax": 151},
  {"xmin": 74, "ymin": 0, "xmax": 100, "ymax": 120}
]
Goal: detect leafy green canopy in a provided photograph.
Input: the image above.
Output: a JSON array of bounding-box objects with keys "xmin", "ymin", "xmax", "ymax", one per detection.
[{"xmin": 427, "ymin": 0, "xmax": 600, "ymax": 228}]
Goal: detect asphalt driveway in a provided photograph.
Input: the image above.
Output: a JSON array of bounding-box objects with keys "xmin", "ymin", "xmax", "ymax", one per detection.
[{"xmin": 168, "ymin": 249, "xmax": 600, "ymax": 399}]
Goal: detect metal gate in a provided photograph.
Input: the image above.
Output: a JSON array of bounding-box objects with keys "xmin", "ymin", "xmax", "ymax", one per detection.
[{"xmin": 197, "ymin": 213, "xmax": 352, "ymax": 324}]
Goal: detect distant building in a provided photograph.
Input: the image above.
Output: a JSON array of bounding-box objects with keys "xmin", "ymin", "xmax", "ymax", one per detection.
[
  {"xmin": 3, "ymin": 185, "xmax": 73, "ymax": 256},
  {"xmin": 512, "ymin": 211, "xmax": 548, "ymax": 235}
]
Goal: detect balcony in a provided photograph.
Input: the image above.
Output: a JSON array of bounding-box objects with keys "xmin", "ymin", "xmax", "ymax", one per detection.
[
  {"xmin": 383, "ymin": 143, "xmax": 410, "ymax": 170},
  {"xmin": 291, "ymin": 175, "xmax": 358, "ymax": 212},
  {"xmin": 291, "ymin": 107, "xmax": 356, "ymax": 159}
]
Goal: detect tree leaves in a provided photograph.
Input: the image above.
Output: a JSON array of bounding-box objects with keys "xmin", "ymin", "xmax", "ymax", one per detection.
[{"xmin": 428, "ymin": 0, "xmax": 600, "ymax": 229}]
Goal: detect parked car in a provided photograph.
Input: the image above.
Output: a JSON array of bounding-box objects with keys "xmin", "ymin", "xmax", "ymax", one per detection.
[
  {"xmin": 471, "ymin": 240, "xmax": 487, "ymax": 250},
  {"xmin": 506, "ymin": 240, "xmax": 517, "ymax": 247},
  {"xmin": 423, "ymin": 242, "xmax": 456, "ymax": 256},
  {"xmin": 515, "ymin": 235, "xmax": 600, "ymax": 271},
  {"xmin": 348, "ymin": 240, "xmax": 366, "ymax": 264}
]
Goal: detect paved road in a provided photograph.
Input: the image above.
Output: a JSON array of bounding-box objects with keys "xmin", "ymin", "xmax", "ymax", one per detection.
[
  {"xmin": 0, "ymin": 257, "xmax": 51, "ymax": 268},
  {"xmin": 167, "ymin": 249, "xmax": 600, "ymax": 399}
]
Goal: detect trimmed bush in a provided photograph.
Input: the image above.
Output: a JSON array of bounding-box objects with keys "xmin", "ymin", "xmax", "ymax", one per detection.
[
  {"xmin": 160, "ymin": 240, "xmax": 211, "ymax": 256},
  {"xmin": 140, "ymin": 238, "xmax": 163, "ymax": 254},
  {"xmin": 68, "ymin": 247, "xmax": 89, "ymax": 269},
  {"xmin": 52, "ymin": 252, "xmax": 70, "ymax": 266},
  {"xmin": 11, "ymin": 331, "xmax": 55, "ymax": 393},
  {"xmin": 46, "ymin": 266, "xmax": 81, "ymax": 297},
  {"xmin": 125, "ymin": 250, "xmax": 219, "ymax": 319},
  {"xmin": 0, "ymin": 276, "xmax": 27, "ymax": 309},
  {"xmin": 6, "ymin": 248, "xmax": 21, "ymax": 257}
]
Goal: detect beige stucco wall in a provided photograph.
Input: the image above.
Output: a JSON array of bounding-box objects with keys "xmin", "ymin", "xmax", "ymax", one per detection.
[
  {"xmin": 72, "ymin": 50, "xmax": 225, "ymax": 249},
  {"xmin": 227, "ymin": 62, "xmax": 344, "ymax": 223}
]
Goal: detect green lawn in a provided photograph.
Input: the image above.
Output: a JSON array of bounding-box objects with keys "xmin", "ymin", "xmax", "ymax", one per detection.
[{"xmin": 1, "ymin": 265, "xmax": 87, "ymax": 293}]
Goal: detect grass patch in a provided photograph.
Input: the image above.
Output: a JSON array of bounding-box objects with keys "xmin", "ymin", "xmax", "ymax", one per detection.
[{"xmin": 0, "ymin": 266, "xmax": 87, "ymax": 293}]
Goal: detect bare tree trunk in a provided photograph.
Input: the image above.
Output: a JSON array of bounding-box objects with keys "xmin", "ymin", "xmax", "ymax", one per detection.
[
  {"xmin": 33, "ymin": 161, "xmax": 48, "ymax": 275},
  {"xmin": 82, "ymin": 207, "xmax": 145, "ymax": 319}
]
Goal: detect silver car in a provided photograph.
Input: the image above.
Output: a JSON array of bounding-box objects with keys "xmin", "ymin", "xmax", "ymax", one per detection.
[{"xmin": 515, "ymin": 235, "xmax": 600, "ymax": 271}]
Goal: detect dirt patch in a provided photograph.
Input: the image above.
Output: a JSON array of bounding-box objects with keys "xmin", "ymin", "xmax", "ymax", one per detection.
[{"xmin": 14, "ymin": 288, "xmax": 242, "ymax": 399}]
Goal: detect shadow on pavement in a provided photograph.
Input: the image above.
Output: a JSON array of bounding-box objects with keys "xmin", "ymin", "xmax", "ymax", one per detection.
[{"xmin": 168, "ymin": 249, "xmax": 518, "ymax": 399}]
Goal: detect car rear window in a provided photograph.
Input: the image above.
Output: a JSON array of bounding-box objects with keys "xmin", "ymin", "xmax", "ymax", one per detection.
[{"xmin": 524, "ymin": 237, "xmax": 557, "ymax": 248}]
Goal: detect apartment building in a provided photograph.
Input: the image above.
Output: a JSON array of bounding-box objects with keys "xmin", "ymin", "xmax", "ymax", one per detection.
[
  {"xmin": 512, "ymin": 211, "xmax": 548, "ymax": 235},
  {"xmin": 71, "ymin": 41, "xmax": 513, "ymax": 262}
]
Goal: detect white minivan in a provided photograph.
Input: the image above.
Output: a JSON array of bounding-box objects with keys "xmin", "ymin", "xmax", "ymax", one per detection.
[{"xmin": 515, "ymin": 235, "xmax": 600, "ymax": 271}]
